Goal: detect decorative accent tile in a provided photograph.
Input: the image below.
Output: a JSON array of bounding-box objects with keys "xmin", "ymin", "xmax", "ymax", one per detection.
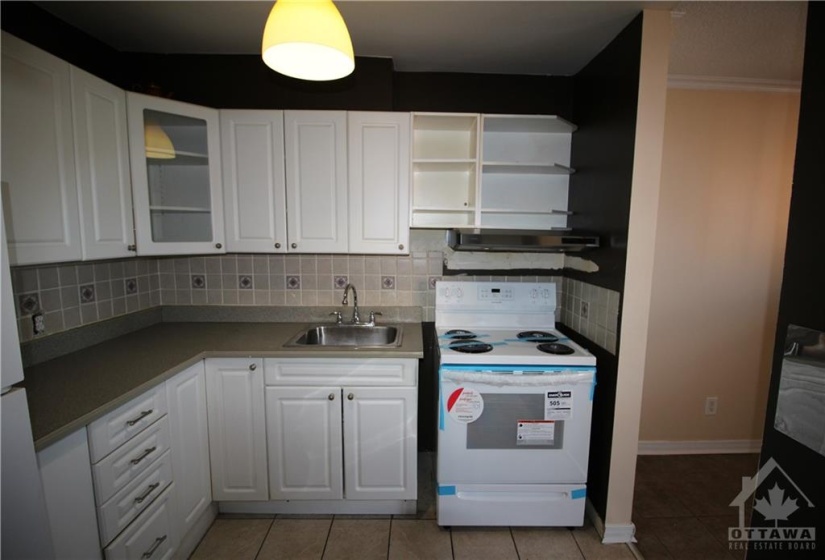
[
  {"xmin": 238, "ymin": 275, "xmax": 253, "ymax": 290},
  {"xmin": 18, "ymin": 293, "xmax": 39, "ymax": 315},
  {"xmin": 191, "ymin": 275, "xmax": 206, "ymax": 289},
  {"xmin": 334, "ymin": 275, "xmax": 348, "ymax": 289},
  {"xmin": 79, "ymin": 284, "xmax": 96, "ymax": 303},
  {"xmin": 286, "ymin": 276, "xmax": 301, "ymax": 290},
  {"xmin": 428, "ymin": 276, "xmax": 441, "ymax": 290},
  {"xmin": 382, "ymin": 276, "xmax": 396, "ymax": 290},
  {"xmin": 125, "ymin": 278, "xmax": 138, "ymax": 295}
]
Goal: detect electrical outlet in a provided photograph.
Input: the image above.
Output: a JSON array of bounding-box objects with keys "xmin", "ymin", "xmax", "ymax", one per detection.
[
  {"xmin": 705, "ymin": 396, "xmax": 718, "ymax": 415},
  {"xmin": 32, "ymin": 311, "xmax": 45, "ymax": 335},
  {"xmin": 580, "ymin": 301, "xmax": 589, "ymax": 320}
]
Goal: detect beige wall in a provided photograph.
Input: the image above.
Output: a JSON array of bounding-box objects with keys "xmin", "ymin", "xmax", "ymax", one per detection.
[
  {"xmin": 604, "ymin": 10, "xmax": 672, "ymax": 538},
  {"xmin": 639, "ymin": 88, "xmax": 800, "ymax": 444}
]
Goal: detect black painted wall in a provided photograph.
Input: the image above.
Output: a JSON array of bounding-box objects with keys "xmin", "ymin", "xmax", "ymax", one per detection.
[{"xmin": 749, "ymin": 4, "xmax": 824, "ymax": 559}]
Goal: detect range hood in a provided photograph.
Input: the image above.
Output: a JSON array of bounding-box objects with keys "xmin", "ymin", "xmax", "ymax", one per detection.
[{"xmin": 447, "ymin": 229, "xmax": 599, "ymax": 253}]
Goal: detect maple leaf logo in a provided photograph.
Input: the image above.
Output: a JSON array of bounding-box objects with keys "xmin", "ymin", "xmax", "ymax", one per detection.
[{"xmin": 754, "ymin": 483, "xmax": 799, "ymax": 527}]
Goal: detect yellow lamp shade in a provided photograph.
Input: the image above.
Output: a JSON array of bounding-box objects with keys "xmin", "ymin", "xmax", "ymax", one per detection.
[
  {"xmin": 144, "ymin": 123, "xmax": 175, "ymax": 159},
  {"xmin": 261, "ymin": 0, "xmax": 355, "ymax": 81}
]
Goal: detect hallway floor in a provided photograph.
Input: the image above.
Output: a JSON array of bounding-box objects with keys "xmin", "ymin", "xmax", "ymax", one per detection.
[
  {"xmin": 189, "ymin": 453, "xmax": 635, "ymax": 559},
  {"xmin": 632, "ymin": 453, "xmax": 760, "ymax": 560}
]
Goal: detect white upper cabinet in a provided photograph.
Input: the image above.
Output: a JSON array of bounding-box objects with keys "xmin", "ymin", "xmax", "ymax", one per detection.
[
  {"xmin": 220, "ymin": 110, "xmax": 288, "ymax": 253},
  {"xmin": 410, "ymin": 112, "xmax": 576, "ymax": 230},
  {"xmin": 127, "ymin": 92, "xmax": 225, "ymax": 256},
  {"xmin": 283, "ymin": 110, "xmax": 348, "ymax": 253},
  {"xmin": 348, "ymin": 112, "xmax": 411, "ymax": 254},
  {"xmin": 1, "ymin": 32, "xmax": 82, "ymax": 265},
  {"xmin": 71, "ymin": 67, "xmax": 136, "ymax": 260}
]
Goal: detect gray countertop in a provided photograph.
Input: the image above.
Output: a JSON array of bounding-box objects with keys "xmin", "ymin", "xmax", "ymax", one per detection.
[{"xmin": 24, "ymin": 321, "xmax": 423, "ymax": 451}]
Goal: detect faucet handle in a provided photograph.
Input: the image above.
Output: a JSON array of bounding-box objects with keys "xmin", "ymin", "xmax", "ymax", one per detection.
[
  {"xmin": 330, "ymin": 311, "xmax": 343, "ymax": 324},
  {"xmin": 368, "ymin": 311, "xmax": 383, "ymax": 325}
]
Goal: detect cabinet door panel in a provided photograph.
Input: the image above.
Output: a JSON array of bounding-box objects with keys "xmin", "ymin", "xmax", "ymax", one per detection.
[
  {"xmin": 284, "ymin": 111, "xmax": 347, "ymax": 253},
  {"xmin": 71, "ymin": 66, "xmax": 135, "ymax": 260},
  {"xmin": 166, "ymin": 362, "xmax": 211, "ymax": 540},
  {"xmin": 266, "ymin": 386, "xmax": 343, "ymax": 500},
  {"xmin": 1, "ymin": 32, "xmax": 81, "ymax": 265},
  {"xmin": 348, "ymin": 112, "xmax": 410, "ymax": 254},
  {"xmin": 343, "ymin": 386, "xmax": 417, "ymax": 500},
  {"xmin": 221, "ymin": 110, "xmax": 287, "ymax": 253},
  {"xmin": 127, "ymin": 92, "xmax": 224, "ymax": 256},
  {"xmin": 205, "ymin": 358, "xmax": 267, "ymax": 501}
]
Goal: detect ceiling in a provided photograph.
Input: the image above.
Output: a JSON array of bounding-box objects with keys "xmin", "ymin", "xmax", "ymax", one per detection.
[{"xmin": 35, "ymin": 1, "xmax": 807, "ymax": 81}]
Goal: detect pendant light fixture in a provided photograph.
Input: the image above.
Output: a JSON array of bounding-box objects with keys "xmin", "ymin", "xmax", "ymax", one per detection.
[
  {"xmin": 261, "ymin": 0, "xmax": 355, "ymax": 81},
  {"xmin": 144, "ymin": 122, "xmax": 175, "ymax": 160}
]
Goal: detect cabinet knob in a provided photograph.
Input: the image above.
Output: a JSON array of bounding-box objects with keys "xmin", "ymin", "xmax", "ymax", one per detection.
[
  {"xmin": 249, "ymin": 363, "xmax": 257, "ymax": 371},
  {"xmin": 127, "ymin": 244, "xmax": 137, "ymax": 252},
  {"xmin": 291, "ymin": 243, "xmax": 297, "ymax": 249},
  {"xmin": 347, "ymin": 393, "xmax": 354, "ymax": 400},
  {"xmin": 275, "ymin": 243, "xmax": 281, "ymax": 249},
  {"xmin": 398, "ymin": 244, "xmax": 404, "ymax": 251},
  {"xmin": 328, "ymin": 393, "xmax": 335, "ymax": 401},
  {"xmin": 215, "ymin": 243, "xmax": 223, "ymax": 249}
]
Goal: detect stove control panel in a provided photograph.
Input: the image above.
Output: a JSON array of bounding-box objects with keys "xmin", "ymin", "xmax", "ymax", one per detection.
[{"xmin": 436, "ymin": 281, "xmax": 556, "ymax": 313}]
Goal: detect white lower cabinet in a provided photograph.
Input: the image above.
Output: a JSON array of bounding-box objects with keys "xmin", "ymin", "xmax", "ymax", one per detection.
[
  {"xmin": 264, "ymin": 359, "xmax": 418, "ymax": 508},
  {"xmin": 104, "ymin": 484, "xmax": 175, "ymax": 560},
  {"xmin": 205, "ymin": 358, "xmax": 268, "ymax": 501},
  {"xmin": 165, "ymin": 362, "xmax": 212, "ymax": 547}
]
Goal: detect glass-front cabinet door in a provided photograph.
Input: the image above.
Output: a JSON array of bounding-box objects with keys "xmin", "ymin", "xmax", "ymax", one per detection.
[{"xmin": 127, "ymin": 92, "xmax": 224, "ymax": 255}]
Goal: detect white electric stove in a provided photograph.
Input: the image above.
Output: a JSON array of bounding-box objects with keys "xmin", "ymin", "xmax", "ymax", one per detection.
[{"xmin": 435, "ymin": 280, "xmax": 596, "ymax": 527}]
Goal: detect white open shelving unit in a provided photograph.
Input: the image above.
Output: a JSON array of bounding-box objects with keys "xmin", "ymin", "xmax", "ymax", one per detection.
[{"xmin": 410, "ymin": 113, "xmax": 577, "ymax": 230}]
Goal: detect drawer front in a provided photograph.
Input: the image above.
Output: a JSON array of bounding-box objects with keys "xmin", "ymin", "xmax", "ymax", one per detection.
[
  {"xmin": 89, "ymin": 384, "xmax": 168, "ymax": 463},
  {"xmin": 104, "ymin": 483, "xmax": 175, "ymax": 560},
  {"xmin": 94, "ymin": 417, "xmax": 171, "ymax": 505},
  {"xmin": 98, "ymin": 449, "xmax": 173, "ymax": 546},
  {"xmin": 264, "ymin": 358, "xmax": 416, "ymax": 386}
]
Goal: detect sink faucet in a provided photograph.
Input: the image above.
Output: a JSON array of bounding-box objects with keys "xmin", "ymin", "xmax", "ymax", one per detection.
[{"xmin": 341, "ymin": 283, "xmax": 360, "ymax": 324}]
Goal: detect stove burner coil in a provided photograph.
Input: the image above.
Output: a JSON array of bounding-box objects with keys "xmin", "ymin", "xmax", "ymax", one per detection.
[
  {"xmin": 444, "ymin": 329, "xmax": 477, "ymax": 340},
  {"xmin": 537, "ymin": 342, "xmax": 575, "ymax": 355},
  {"xmin": 449, "ymin": 340, "xmax": 493, "ymax": 354},
  {"xmin": 517, "ymin": 331, "xmax": 559, "ymax": 343}
]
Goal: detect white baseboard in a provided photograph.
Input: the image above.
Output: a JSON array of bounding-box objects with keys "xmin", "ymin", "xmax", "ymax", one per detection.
[
  {"xmin": 585, "ymin": 499, "xmax": 637, "ymax": 545},
  {"xmin": 638, "ymin": 439, "xmax": 761, "ymax": 455}
]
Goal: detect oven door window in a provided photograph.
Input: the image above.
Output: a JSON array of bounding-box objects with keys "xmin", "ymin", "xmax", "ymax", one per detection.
[{"xmin": 466, "ymin": 393, "xmax": 565, "ymax": 450}]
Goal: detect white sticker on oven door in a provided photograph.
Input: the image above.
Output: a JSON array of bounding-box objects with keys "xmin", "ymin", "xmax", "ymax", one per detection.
[
  {"xmin": 517, "ymin": 420, "xmax": 555, "ymax": 445},
  {"xmin": 545, "ymin": 390, "xmax": 573, "ymax": 420},
  {"xmin": 447, "ymin": 388, "xmax": 484, "ymax": 423}
]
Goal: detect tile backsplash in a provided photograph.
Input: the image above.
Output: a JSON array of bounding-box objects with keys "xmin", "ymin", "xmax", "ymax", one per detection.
[{"xmin": 11, "ymin": 253, "xmax": 620, "ymax": 355}]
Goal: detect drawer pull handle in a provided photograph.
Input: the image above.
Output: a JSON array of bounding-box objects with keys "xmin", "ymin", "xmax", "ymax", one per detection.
[
  {"xmin": 141, "ymin": 535, "xmax": 167, "ymax": 559},
  {"xmin": 134, "ymin": 482, "xmax": 160, "ymax": 504},
  {"xmin": 126, "ymin": 410, "xmax": 153, "ymax": 427},
  {"xmin": 131, "ymin": 446, "xmax": 157, "ymax": 465}
]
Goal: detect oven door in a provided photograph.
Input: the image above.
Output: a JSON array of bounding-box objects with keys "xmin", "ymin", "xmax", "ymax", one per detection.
[{"xmin": 437, "ymin": 365, "xmax": 596, "ymax": 485}]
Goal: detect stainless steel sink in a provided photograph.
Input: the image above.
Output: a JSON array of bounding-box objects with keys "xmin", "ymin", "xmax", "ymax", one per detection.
[{"xmin": 285, "ymin": 325, "xmax": 402, "ymax": 348}]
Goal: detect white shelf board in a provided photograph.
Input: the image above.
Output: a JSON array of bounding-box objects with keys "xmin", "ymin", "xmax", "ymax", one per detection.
[
  {"xmin": 479, "ymin": 208, "xmax": 572, "ymax": 215},
  {"xmin": 481, "ymin": 162, "xmax": 574, "ymax": 175},
  {"xmin": 149, "ymin": 205, "xmax": 211, "ymax": 213},
  {"xmin": 482, "ymin": 115, "xmax": 577, "ymax": 133}
]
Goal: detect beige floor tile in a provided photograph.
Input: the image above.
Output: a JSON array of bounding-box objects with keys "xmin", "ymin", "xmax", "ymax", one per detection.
[
  {"xmin": 570, "ymin": 526, "xmax": 635, "ymax": 559},
  {"xmin": 190, "ymin": 518, "xmax": 273, "ymax": 560},
  {"xmin": 511, "ymin": 527, "xmax": 585, "ymax": 560},
  {"xmin": 451, "ymin": 527, "xmax": 518, "ymax": 560},
  {"xmin": 322, "ymin": 518, "xmax": 391, "ymax": 560},
  {"xmin": 388, "ymin": 519, "xmax": 452, "ymax": 560},
  {"xmin": 257, "ymin": 518, "xmax": 331, "ymax": 560}
]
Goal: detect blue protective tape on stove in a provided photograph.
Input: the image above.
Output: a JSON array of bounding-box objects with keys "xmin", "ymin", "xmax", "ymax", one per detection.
[
  {"xmin": 571, "ymin": 488, "xmax": 586, "ymax": 500},
  {"xmin": 438, "ymin": 485, "xmax": 457, "ymax": 496},
  {"xmin": 590, "ymin": 374, "xmax": 597, "ymax": 401},
  {"xmin": 438, "ymin": 366, "xmax": 445, "ymax": 431}
]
